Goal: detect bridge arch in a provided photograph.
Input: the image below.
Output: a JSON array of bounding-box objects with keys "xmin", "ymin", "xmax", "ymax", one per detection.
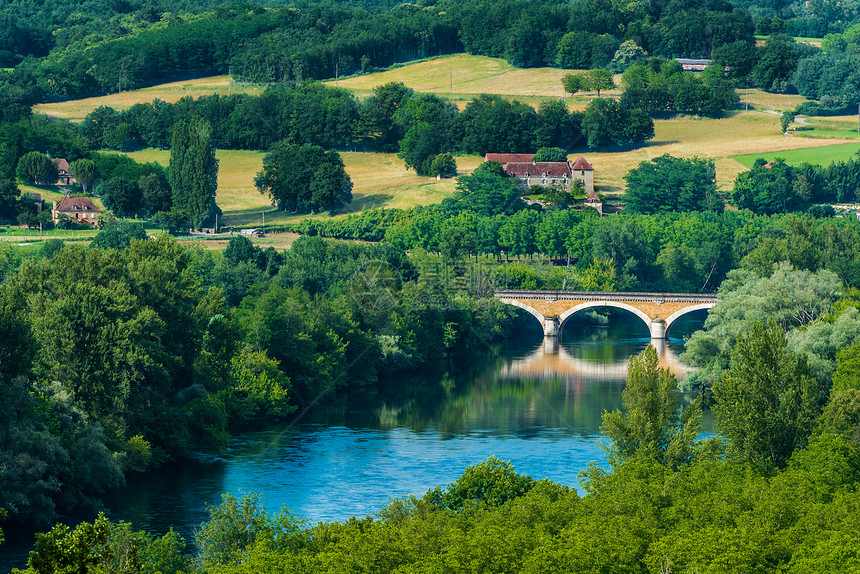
[
  {"xmin": 498, "ymin": 298, "xmax": 546, "ymax": 327},
  {"xmin": 664, "ymin": 303, "xmax": 716, "ymax": 335},
  {"xmin": 558, "ymin": 301, "xmax": 653, "ymax": 334}
]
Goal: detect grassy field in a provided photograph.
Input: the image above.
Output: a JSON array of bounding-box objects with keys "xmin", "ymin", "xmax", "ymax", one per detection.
[
  {"xmin": 33, "ymin": 76, "xmax": 266, "ymax": 122},
  {"xmin": 116, "ymin": 149, "xmax": 484, "ymax": 226},
  {"xmin": 581, "ymin": 112, "xmax": 857, "ymax": 193},
  {"xmin": 731, "ymin": 141, "xmax": 860, "ymax": 168},
  {"xmin": 328, "ymin": 54, "xmax": 621, "ymax": 109}
]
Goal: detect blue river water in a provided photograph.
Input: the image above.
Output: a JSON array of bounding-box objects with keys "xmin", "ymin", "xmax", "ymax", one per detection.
[{"xmin": 0, "ymin": 309, "xmax": 707, "ymax": 570}]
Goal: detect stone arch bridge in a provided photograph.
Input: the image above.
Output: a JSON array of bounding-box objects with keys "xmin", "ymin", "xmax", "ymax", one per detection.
[{"xmin": 494, "ymin": 290, "xmax": 718, "ymax": 339}]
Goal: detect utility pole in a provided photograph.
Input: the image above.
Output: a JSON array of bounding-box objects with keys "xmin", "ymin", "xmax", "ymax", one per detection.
[
  {"xmin": 745, "ymin": 85, "xmax": 749, "ymax": 116},
  {"xmin": 228, "ymin": 67, "xmax": 232, "ymax": 96},
  {"xmin": 449, "ymin": 68, "xmax": 453, "ymax": 94}
]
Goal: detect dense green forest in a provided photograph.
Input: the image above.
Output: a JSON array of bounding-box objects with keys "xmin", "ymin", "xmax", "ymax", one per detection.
[{"xmin": 0, "ymin": 230, "xmax": 523, "ymax": 529}]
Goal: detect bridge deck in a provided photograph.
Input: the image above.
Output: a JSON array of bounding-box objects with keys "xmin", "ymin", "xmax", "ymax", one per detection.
[
  {"xmin": 494, "ymin": 290, "xmax": 717, "ymax": 303},
  {"xmin": 493, "ymin": 290, "xmax": 718, "ymax": 338}
]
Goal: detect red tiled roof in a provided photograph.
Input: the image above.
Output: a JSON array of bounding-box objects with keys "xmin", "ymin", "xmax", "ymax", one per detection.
[
  {"xmin": 586, "ymin": 191, "xmax": 601, "ymax": 202},
  {"xmin": 485, "ymin": 153, "xmax": 535, "ymax": 164},
  {"xmin": 53, "ymin": 158, "xmax": 70, "ymax": 173},
  {"xmin": 55, "ymin": 196, "xmax": 101, "ymax": 213},
  {"xmin": 505, "ymin": 162, "xmax": 573, "ymax": 177},
  {"xmin": 570, "ymin": 156, "xmax": 593, "ymax": 171}
]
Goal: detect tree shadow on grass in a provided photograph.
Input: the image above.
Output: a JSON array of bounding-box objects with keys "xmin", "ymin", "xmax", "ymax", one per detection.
[{"xmin": 348, "ymin": 193, "xmax": 394, "ymax": 212}]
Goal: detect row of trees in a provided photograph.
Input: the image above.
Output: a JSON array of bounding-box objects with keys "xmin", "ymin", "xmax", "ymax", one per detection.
[
  {"xmin": 286, "ymin": 196, "xmax": 860, "ymax": 294},
  {"xmin": 79, "ymin": 82, "xmax": 656, "ymax": 160},
  {"xmin": 732, "ymin": 155, "xmax": 860, "ymax": 214},
  {"xmin": 623, "ymin": 150, "xmax": 860, "ymax": 218},
  {"xmin": 619, "ymin": 58, "xmax": 739, "ymax": 115}
]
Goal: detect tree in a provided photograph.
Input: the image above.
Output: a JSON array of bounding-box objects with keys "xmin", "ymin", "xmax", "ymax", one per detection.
[
  {"xmin": 732, "ymin": 158, "xmax": 806, "ymax": 214},
  {"xmin": 443, "ymin": 163, "xmax": 525, "ymax": 216},
  {"xmin": 581, "ymin": 98, "xmax": 654, "ymax": 148},
  {"xmin": 834, "ymin": 343, "xmax": 860, "ymax": 393},
  {"xmin": 16, "ymin": 151, "xmax": 57, "ymax": 185},
  {"xmin": 430, "ymin": 153, "xmax": 457, "ymax": 178},
  {"xmin": 0, "ymin": 177, "xmax": 20, "ymax": 221},
  {"xmin": 169, "ymin": 116, "xmax": 219, "ymax": 229},
  {"xmin": 532, "ymin": 147, "xmax": 567, "ymax": 162},
  {"xmin": 138, "ymin": 172, "xmax": 171, "ymax": 215},
  {"xmin": 195, "ymin": 492, "xmax": 274, "ymax": 568},
  {"xmin": 562, "ymin": 73, "xmax": 584, "ymax": 95},
  {"xmin": 752, "ymin": 34, "xmax": 798, "ymax": 92},
  {"xmin": 25, "ymin": 513, "xmax": 188, "ymax": 574},
  {"xmin": 255, "ymin": 141, "xmax": 352, "ymax": 212},
  {"xmin": 609, "ymin": 40, "xmax": 647, "ymax": 73},
  {"xmin": 28, "ymin": 513, "xmax": 112, "ymax": 574},
  {"xmin": 102, "ymin": 177, "xmax": 140, "ymax": 217},
  {"xmin": 69, "ymin": 159, "xmax": 97, "ymax": 192},
  {"xmin": 90, "ymin": 220, "xmax": 147, "ymax": 250},
  {"xmin": 583, "ymin": 68, "xmax": 615, "ymax": 96},
  {"xmin": 624, "ymin": 154, "xmax": 722, "ymax": 213},
  {"xmin": 780, "ymin": 110, "xmax": 796, "ymax": 133},
  {"xmin": 556, "ymin": 31, "xmax": 595, "ymax": 69},
  {"xmin": 601, "ymin": 345, "xmax": 702, "ymax": 470},
  {"xmin": 713, "ymin": 320, "xmax": 819, "ymax": 474},
  {"xmin": 423, "ymin": 457, "xmax": 536, "ymax": 511},
  {"xmin": 713, "ymin": 40, "xmax": 758, "ymax": 83}
]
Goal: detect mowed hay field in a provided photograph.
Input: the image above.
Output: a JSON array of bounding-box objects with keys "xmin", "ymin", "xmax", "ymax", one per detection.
[
  {"xmin": 33, "ymin": 76, "xmax": 265, "ymax": 122},
  {"xmin": 116, "ymin": 149, "xmax": 484, "ymax": 227},
  {"xmin": 590, "ymin": 111, "xmax": 858, "ymax": 193},
  {"xmin": 328, "ymin": 54, "xmax": 621, "ymax": 109}
]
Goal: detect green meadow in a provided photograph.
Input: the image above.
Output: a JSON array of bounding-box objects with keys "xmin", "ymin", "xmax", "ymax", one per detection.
[{"xmin": 732, "ymin": 141, "xmax": 860, "ymax": 169}]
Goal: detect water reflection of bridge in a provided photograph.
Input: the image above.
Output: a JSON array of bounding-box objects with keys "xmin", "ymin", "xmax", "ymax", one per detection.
[{"xmin": 498, "ymin": 337, "xmax": 691, "ymax": 384}]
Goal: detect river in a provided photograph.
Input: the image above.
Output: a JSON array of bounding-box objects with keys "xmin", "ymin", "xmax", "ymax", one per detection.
[{"xmin": 0, "ymin": 309, "xmax": 708, "ymax": 570}]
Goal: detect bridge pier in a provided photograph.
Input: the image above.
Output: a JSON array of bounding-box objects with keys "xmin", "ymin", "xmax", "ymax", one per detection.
[
  {"xmin": 542, "ymin": 335, "xmax": 559, "ymax": 354},
  {"xmin": 543, "ymin": 316, "xmax": 560, "ymax": 338},
  {"xmin": 649, "ymin": 319, "xmax": 667, "ymax": 339}
]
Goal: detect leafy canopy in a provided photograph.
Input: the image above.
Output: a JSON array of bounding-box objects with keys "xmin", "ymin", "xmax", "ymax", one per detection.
[{"xmin": 601, "ymin": 345, "xmax": 702, "ymax": 470}]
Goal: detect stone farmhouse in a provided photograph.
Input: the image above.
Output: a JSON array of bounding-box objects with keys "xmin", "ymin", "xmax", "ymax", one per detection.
[
  {"xmin": 54, "ymin": 158, "xmax": 76, "ymax": 186},
  {"xmin": 484, "ymin": 153, "xmax": 594, "ymax": 194},
  {"xmin": 52, "ymin": 195, "xmax": 101, "ymax": 225}
]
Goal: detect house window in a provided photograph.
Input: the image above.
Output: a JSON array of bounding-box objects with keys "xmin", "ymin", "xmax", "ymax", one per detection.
[
  {"xmin": 581, "ymin": 170, "xmax": 585, "ymax": 176},
  {"xmin": 541, "ymin": 178, "xmax": 546, "ymax": 184}
]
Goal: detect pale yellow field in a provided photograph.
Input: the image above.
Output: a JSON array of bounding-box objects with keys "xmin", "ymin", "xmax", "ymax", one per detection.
[
  {"xmin": 590, "ymin": 112, "xmax": 856, "ymax": 193},
  {"xmin": 33, "ymin": 76, "xmax": 265, "ymax": 122},
  {"xmin": 329, "ymin": 54, "xmax": 621, "ymax": 108},
  {"xmin": 116, "ymin": 149, "xmax": 484, "ymax": 226}
]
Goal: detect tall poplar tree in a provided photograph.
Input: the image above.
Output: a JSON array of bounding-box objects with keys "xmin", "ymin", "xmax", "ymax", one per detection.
[{"xmin": 169, "ymin": 117, "xmax": 219, "ymax": 229}]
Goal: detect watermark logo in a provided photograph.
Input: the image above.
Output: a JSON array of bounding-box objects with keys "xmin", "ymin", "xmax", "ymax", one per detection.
[{"xmin": 351, "ymin": 260, "xmax": 403, "ymax": 312}]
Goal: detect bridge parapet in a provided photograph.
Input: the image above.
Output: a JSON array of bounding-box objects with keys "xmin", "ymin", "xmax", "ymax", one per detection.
[{"xmin": 494, "ymin": 290, "xmax": 718, "ymax": 339}]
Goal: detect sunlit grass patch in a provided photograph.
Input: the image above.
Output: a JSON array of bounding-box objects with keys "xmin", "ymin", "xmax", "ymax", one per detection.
[
  {"xmin": 111, "ymin": 149, "xmax": 483, "ymax": 227},
  {"xmin": 732, "ymin": 141, "xmax": 860, "ymax": 168},
  {"xmin": 34, "ymin": 76, "xmax": 266, "ymax": 122}
]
